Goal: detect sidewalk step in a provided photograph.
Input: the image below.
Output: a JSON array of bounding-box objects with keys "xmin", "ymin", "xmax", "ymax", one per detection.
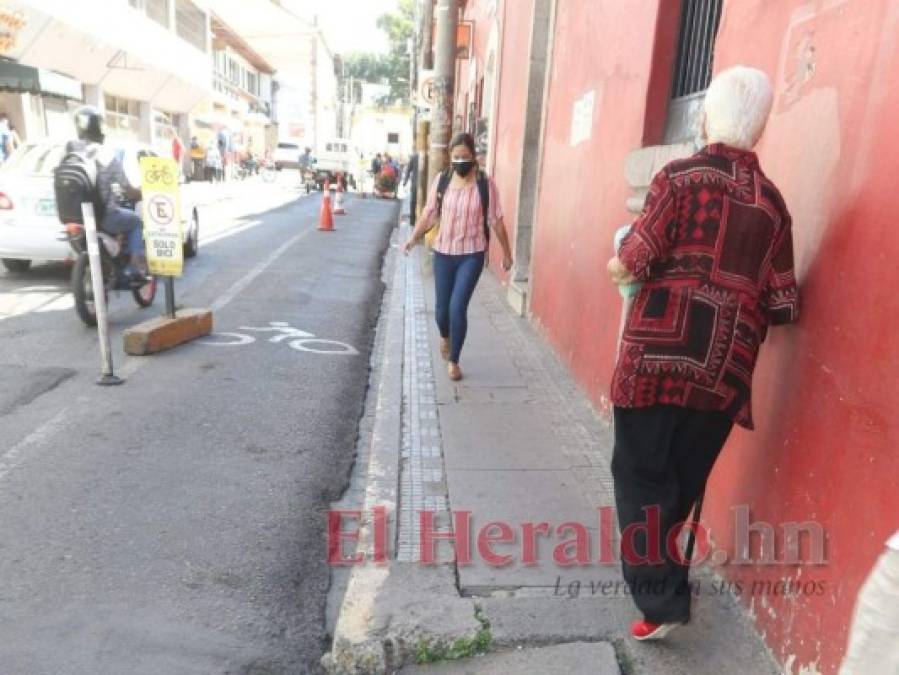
[{"xmin": 398, "ymin": 642, "xmax": 620, "ymax": 674}]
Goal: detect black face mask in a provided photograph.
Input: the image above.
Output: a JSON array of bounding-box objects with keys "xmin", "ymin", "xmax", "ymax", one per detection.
[{"xmin": 452, "ymin": 160, "xmax": 475, "ymax": 177}]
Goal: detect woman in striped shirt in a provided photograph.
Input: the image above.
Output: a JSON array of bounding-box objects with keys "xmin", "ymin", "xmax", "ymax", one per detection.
[{"xmin": 403, "ymin": 133, "xmax": 513, "ymax": 381}]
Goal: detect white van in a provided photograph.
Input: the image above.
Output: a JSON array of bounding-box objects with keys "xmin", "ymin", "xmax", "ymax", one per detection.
[{"xmin": 314, "ymin": 139, "xmax": 358, "ymax": 189}]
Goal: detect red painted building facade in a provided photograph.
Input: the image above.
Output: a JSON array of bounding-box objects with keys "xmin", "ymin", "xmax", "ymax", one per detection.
[{"xmin": 451, "ymin": 0, "xmax": 899, "ymax": 672}]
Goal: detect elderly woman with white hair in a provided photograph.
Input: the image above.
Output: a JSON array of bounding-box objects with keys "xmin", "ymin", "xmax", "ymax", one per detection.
[{"xmin": 607, "ymin": 66, "xmax": 800, "ymax": 641}]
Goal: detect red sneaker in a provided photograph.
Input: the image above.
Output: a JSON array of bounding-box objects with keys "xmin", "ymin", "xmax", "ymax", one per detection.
[{"xmin": 631, "ymin": 619, "xmax": 680, "ymax": 641}]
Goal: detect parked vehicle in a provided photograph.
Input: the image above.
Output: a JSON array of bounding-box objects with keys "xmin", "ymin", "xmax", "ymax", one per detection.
[
  {"xmin": 313, "ymin": 139, "xmax": 358, "ymax": 190},
  {"xmin": 62, "ymin": 207, "xmax": 157, "ymax": 326},
  {"xmin": 272, "ymin": 141, "xmax": 301, "ymax": 170},
  {"xmin": 0, "ymin": 141, "xmax": 199, "ymax": 273}
]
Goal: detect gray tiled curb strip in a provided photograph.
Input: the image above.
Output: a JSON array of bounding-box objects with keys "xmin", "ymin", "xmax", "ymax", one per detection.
[
  {"xmin": 324, "ymin": 225, "xmax": 480, "ymax": 675},
  {"xmin": 398, "ymin": 245, "xmax": 452, "ymax": 563}
]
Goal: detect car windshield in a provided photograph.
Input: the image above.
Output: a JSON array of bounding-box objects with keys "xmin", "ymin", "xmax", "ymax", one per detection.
[{"xmin": 2, "ymin": 143, "xmax": 65, "ymax": 175}]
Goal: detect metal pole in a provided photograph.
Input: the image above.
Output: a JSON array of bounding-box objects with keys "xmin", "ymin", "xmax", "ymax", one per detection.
[
  {"xmin": 164, "ymin": 276, "xmax": 176, "ymax": 318},
  {"xmin": 82, "ymin": 202, "xmax": 123, "ymax": 386},
  {"xmin": 427, "ymin": 0, "xmax": 457, "ymax": 190}
]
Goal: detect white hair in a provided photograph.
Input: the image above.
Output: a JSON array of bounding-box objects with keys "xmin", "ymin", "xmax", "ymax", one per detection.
[{"xmin": 702, "ymin": 66, "xmax": 774, "ymax": 150}]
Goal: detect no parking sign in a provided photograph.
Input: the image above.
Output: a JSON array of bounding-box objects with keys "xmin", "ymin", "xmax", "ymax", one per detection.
[{"xmin": 140, "ymin": 157, "xmax": 183, "ymax": 277}]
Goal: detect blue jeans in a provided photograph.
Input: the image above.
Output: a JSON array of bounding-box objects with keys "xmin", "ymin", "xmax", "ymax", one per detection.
[
  {"xmin": 102, "ymin": 207, "xmax": 144, "ymax": 256},
  {"xmin": 433, "ymin": 250, "xmax": 485, "ymax": 364}
]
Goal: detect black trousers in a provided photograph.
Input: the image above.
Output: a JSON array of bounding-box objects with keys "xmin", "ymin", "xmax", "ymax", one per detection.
[{"xmin": 611, "ymin": 405, "xmax": 733, "ymax": 624}]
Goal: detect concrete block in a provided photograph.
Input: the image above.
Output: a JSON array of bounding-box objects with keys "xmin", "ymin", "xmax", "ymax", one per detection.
[
  {"xmin": 122, "ymin": 309, "xmax": 213, "ymax": 355},
  {"xmin": 506, "ymin": 281, "xmax": 528, "ymax": 317}
]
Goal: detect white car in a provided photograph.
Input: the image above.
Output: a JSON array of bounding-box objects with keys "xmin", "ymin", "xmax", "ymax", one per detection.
[
  {"xmin": 0, "ymin": 140, "xmax": 200, "ymax": 273},
  {"xmin": 272, "ymin": 141, "xmax": 302, "ymax": 170}
]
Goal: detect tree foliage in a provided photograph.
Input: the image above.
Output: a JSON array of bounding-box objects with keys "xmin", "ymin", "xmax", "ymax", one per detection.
[{"xmin": 344, "ymin": 0, "xmax": 415, "ymax": 105}]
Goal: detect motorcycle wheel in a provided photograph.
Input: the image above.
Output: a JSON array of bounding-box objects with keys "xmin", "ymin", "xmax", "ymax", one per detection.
[
  {"xmin": 132, "ymin": 275, "xmax": 157, "ymax": 308},
  {"xmin": 72, "ymin": 252, "xmax": 98, "ymax": 327}
]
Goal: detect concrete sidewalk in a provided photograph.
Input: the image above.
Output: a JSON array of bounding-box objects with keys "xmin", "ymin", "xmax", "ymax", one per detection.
[{"xmin": 324, "ymin": 221, "xmax": 779, "ymax": 674}]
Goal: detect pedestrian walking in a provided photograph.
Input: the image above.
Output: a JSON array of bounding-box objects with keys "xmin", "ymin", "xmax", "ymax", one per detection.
[
  {"xmin": 403, "ymin": 132, "xmax": 514, "ymax": 381},
  {"xmin": 189, "ymin": 136, "xmax": 205, "ymax": 181},
  {"xmin": 0, "ymin": 114, "xmax": 12, "ymax": 162},
  {"xmin": 839, "ymin": 530, "xmax": 899, "ymax": 674},
  {"xmin": 171, "ymin": 133, "xmax": 184, "ymax": 180},
  {"xmin": 205, "ymin": 140, "xmax": 222, "ymax": 182},
  {"xmin": 606, "ymin": 66, "xmax": 800, "ymax": 641},
  {"xmin": 402, "ymin": 153, "xmax": 419, "ymax": 225}
]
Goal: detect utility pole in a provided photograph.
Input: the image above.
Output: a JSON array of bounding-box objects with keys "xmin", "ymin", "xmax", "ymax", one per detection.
[
  {"xmin": 420, "ymin": 0, "xmax": 434, "ymax": 71},
  {"xmin": 427, "ymin": 0, "xmax": 457, "ymax": 191}
]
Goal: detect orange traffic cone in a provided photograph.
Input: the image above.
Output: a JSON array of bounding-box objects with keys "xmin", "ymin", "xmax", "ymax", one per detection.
[{"xmin": 319, "ymin": 181, "xmax": 334, "ymax": 231}]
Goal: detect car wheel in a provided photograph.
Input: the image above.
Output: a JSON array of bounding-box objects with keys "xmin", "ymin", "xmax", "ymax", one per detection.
[
  {"xmin": 184, "ymin": 210, "xmax": 199, "ymax": 258},
  {"xmin": 2, "ymin": 258, "xmax": 32, "ymax": 273}
]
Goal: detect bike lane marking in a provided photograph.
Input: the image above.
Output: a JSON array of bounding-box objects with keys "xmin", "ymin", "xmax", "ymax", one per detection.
[
  {"xmin": 0, "ymin": 216, "xmax": 313, "ymax": 483},
  {"xmin": 119, "ymin": 227, "xmax": 313, "ymax": 378}
]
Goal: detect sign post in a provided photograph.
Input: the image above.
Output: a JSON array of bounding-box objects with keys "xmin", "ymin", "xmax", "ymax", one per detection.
[
  {"xmin": 139, "ymin": 157, "xmax": 183, "ymax": 318},
  {"xmin": 82, "ymin": 202, "xmax": 123, "ymax": 386}
]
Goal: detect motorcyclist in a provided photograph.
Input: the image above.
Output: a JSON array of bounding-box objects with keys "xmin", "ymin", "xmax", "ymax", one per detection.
[
  {"xmin": 299, "ymin": 146, "xmax": 313, "ymax": 172},
  {"xmin": 67, "ymin": 106, "xmax": 146, "ymax": 281}
]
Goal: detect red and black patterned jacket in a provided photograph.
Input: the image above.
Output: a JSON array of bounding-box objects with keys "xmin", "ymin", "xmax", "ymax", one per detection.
[{"xmin": 612, "ymin": 143, "xmax": 799, "ymax": 429}]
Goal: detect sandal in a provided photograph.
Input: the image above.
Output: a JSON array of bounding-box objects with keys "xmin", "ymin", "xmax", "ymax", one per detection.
[
  {"xmin": 447, "ymin": 362, "xmax": 462, "ymax": 381},
  {"xmin": 439, "ymin": 337, "xmax": 451, "ymax": 361}
]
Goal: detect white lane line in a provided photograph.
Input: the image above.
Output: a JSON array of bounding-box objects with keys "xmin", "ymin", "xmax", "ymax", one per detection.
[
  {"xmin": 209, "ymin": 228, "xmax": 312, "ymax": 312},
  {"xmin": 0, "ymin": 409, "xmax": 69, "ymax": 482},
  {"xmin": 201, "ymin": 219, "xmax": 262, "ymax": 247}
]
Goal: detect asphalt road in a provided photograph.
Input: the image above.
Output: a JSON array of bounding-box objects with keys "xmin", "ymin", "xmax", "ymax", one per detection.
[{"xmin": 0, "ymin": 182, "xmax": 399, "ymax": 674}]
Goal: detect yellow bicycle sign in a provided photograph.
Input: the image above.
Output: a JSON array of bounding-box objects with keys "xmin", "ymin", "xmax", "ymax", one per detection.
[{"xmin": 140, "ymin": 157, "xmax": 183, "ymax": 277}]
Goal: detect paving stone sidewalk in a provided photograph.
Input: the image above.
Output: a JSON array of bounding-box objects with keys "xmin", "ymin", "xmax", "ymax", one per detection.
[{"xmin": 325, "ymin": 221, "xmax": 779, "ymax": 675}]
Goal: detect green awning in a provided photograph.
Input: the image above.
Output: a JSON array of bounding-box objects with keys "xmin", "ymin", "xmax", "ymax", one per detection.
[{"xmin": 0, "ymin": 59, "xmax": 82, "ymax": 100}]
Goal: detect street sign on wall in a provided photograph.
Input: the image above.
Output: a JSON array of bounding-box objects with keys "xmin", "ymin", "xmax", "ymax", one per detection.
[
  {"xmin": 140, "ymin": 157, "xmax": 183, "ymax": 277},
  {"xmin": 418, "ymin": 69, "xmax": 436, "ymax": 109}
]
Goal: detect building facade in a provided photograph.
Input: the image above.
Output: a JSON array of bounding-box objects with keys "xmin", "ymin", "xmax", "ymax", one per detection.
[
  {"xmin": 185, "ymin": 14, "xmax": 275, "ymax": 167},
  {"xmin": 448, "ymin": 0, "xmax": 899, "ymax": 673},
  {"xmin": 0, "ymin": 0, "xmax": 215, "ymax": 151}
]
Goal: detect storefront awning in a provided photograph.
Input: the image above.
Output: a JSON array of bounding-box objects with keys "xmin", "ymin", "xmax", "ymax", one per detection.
[{"xmin": 0, "ymin": 59, "xmax": 82, "ymax": 100}]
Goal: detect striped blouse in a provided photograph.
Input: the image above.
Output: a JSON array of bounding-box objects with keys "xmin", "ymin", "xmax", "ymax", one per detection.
[{"xmin": 420, "ymin": 174, "xmax": 504, "ymax": 255}]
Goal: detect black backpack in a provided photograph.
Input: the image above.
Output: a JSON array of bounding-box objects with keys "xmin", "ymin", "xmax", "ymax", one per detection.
[
  {"xmin": 54, "ymin": 142, "xmax": 103, "ymax": 225},
  {"xmin": 436, "ymin": 169, "xmax": 491, "ymax": 249}
]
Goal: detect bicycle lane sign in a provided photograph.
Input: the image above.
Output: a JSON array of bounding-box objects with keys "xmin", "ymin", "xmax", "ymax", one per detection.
[{"xmin": 140, "ymin": 156, "xmax": 183, "ymax": 277}]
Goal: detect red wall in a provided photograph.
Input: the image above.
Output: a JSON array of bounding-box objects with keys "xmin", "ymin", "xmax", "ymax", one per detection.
[
  {"xmin": 701, "ymin": 2, "xmax": 899, "ymax": 672},
  {"xmin": 527, "ymin": 0, "xmax": 660, "ymax": 403},
  {"xmin": 485, "ymin": 0, "xmax": 899, "ymax": 672},
  {"xmin": 456, "ymin": 0, "xmax": 523, "ymax": 278}
]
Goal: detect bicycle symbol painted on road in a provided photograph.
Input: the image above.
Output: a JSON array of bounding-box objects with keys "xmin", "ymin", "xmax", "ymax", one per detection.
[{"xmin": 198, "ymin": 321, "xmax": 359, "ymax": 355}]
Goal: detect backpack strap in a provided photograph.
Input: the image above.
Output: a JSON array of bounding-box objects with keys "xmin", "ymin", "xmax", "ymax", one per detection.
[
  {"xmin": 435, "ymin": 169, "xmax": 452, "ymax": 219},
  {"xmin": 476, "ymin": 171, "xmax": 490, "ymax": 247}
]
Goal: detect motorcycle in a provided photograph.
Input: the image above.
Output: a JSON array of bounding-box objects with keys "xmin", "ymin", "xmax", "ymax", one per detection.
[
  {"xmin": 62, "ymin": 209, "xmax": 157, "ymax": 327},
  {"xmin": 302, "ymin": 167, "xmax": 318, "ymax": 194}
]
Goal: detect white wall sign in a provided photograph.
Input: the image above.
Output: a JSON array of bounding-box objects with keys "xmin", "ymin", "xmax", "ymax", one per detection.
[{"xmin": 570, "ymin": 89, "xmax": 596, "ymax": 147}]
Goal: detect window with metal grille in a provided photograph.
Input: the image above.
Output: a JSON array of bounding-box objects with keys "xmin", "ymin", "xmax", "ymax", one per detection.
[
  {"xmin": 175, "ymin": 0, "xmax": 207, "ymax": 52},
  {"xmin": 671, "ymin": 0, "xmax": 723, "ymax": 100},
  {"xmin": 662, "ymin": 0, "xmax": 723, "ymax": 143}
]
